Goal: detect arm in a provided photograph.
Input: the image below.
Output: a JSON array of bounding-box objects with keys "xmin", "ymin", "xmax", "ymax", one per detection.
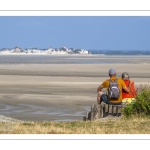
[
  {"xmin": 123, "ymin": 86, "xmax": 130, "ymax": 93},
  {"xmin": 128, "ymin": 80, "xmax": 134, "ymax": 90},
  {"xmin": 97, "ymin": 84, "xmax": 104, "ymax": 92},
  {"xmin": 123, "ymin": 80, "xmax": 134, "ymax": 93}
]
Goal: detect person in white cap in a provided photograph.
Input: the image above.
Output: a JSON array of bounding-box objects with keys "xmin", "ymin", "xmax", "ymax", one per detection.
[{"xmin": 97, "ymin": 68, "xmax": 133, "ymax": 105}]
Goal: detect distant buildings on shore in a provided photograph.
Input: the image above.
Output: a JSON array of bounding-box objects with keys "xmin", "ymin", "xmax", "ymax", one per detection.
[
  {"xmin": 1, "ymin": 46, "xmax": 149, "ymax": 55},
  {"xmin": 0, "ymin": 46, "xmax": 89, "ymax": 55}
]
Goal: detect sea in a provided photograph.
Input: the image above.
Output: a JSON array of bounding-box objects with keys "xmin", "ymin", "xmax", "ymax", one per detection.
[{"xmin": 0, "ymin": 54, "xmax": 149, "ymax": 64}]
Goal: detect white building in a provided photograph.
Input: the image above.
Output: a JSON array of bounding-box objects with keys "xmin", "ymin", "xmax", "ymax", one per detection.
[{"xmin": 79, "ymin": 49, "xmax": 89, "ymax": 54}]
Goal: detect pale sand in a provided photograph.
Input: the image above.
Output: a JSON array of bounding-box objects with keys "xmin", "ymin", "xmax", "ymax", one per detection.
[{"xmin": 0, "ymin": 57, "xmax": 150, "ymax": 122}]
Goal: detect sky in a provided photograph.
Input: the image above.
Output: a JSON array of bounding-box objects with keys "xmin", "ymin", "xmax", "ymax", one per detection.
[{"xmin": 0, "ymin": 16, "xmax": 150, "ymax": 51}]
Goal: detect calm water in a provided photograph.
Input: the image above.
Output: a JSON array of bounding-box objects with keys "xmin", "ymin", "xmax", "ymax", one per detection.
[{"xmin": 0, "ymin": 54, "xmax": 149, "ymax": 64}]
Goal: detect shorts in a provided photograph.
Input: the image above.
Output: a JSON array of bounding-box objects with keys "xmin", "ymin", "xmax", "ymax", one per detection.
[{"xmin": 122, "ymin": 98, "xmax": 135, "ymax": 104}]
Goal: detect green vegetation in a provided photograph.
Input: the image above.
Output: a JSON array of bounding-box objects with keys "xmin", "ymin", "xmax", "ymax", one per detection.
[{"xmin": 123, "ymin": 84, "xmax": 150, "ymax": 118}]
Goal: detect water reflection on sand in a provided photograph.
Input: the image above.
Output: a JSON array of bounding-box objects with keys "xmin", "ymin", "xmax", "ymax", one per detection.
[{"xmin": 0, "ymin": 55, "xmax": 150, "ymax": 122}]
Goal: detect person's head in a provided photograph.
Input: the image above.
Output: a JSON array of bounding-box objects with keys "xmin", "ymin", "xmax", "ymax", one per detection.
[
  {"xmin": 122, "ymin": 72, "xmax": 130, "ymax": 80},
  {"xmin": 108, "ymin": 68, "xmax": 116, "ymax": 77}
]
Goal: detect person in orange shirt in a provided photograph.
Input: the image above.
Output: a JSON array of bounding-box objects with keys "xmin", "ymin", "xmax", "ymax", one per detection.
[
  {"xmin": 97, "ymin": 68, "xmax": 132, "ymax": 105},
  {"xmin": 121, "ymin": 72, "xmax": 137, "ymax": 104}
]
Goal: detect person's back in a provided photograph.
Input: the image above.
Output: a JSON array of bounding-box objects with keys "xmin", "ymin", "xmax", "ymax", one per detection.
[
  {"xmin": 121, "ymin": 72, "xmax": 136, "ymax": 104},
  {"xmin": 97, "ymin": 68, "xmax": 131, "ymax": 105},
  {"xmin": 102, "ymin": 76, "xmax": 126, "ymax": 104}
]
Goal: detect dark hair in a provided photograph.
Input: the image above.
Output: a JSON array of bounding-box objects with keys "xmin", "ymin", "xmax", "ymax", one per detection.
[{"xmin": 122, "ymin": 72, "xmax": 130, "ymax": 80}]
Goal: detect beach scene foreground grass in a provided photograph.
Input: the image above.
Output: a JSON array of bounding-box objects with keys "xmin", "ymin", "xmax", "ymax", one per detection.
[
  {"xmin": 0, "ymin": 117, "xmax": 150, "ymax": 134},
  {"xmin": 1, "ymin": 82, "xmax": 150, "ymax": 134}
]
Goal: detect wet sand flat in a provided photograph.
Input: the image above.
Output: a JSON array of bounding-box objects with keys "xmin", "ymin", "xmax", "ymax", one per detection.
[{"xmin": 0, "ymin": 55, "xmax": 150, "ymax": 122}]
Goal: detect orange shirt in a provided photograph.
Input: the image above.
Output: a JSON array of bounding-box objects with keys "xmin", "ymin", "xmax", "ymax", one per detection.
[
  {"xmin": 122, "ymin": 80, "xmax": 136, "ymax": 98},
  {"xmin": 102, "ymin": 76, "xmax": 126, "ymax": 103}
]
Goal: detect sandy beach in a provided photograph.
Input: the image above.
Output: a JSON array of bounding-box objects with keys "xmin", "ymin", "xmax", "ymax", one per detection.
[{"xmin": 0, "ymin": 55, "xmax": 150, "ymax": 122}]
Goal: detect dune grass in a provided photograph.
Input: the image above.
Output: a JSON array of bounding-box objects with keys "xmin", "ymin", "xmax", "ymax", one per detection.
[{"xmin": 0, "ymin": 116, "xmax": 150, "ymax": 134}]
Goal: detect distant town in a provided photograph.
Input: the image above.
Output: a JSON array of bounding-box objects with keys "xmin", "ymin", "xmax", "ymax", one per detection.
[
  {"xmin": 0, "ymin": 46, "xmax": 89, "ymax": 55},
  {"xmin": 0, "ymin": 46, "xmax": 150, "ymax": 55}
]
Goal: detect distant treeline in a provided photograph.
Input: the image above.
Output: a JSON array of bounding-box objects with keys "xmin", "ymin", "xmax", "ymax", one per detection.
[{"xmin": 90, "ymin": 50, "xmax": 150, "ymax": 55}]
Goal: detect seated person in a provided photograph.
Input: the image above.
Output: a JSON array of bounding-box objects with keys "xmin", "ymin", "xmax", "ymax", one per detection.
[
  {"xmin": 121, "ymin": 72, "xmax": 137, "ymax": 104},
  {"xmin": 97, "ymin": 68, "xmax": 132, "ymax": 105}
]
